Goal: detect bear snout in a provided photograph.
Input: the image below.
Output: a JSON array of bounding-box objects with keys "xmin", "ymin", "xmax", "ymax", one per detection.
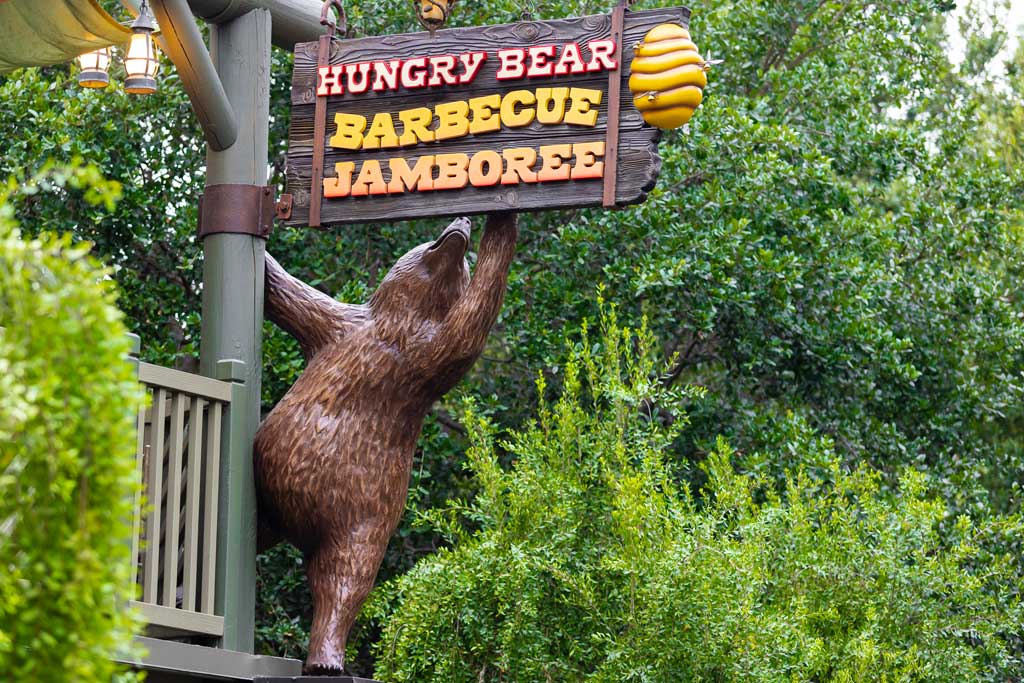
[{"xmin": 430, "ymin": 217, "xmax": 472, "ymax": 252}]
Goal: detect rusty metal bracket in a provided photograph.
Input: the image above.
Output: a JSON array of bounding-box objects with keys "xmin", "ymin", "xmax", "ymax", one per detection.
[
  {"xmin": 275, "ymin": 194, "xmax": 294, "ymax": 220},
  {"xmin": 198, "ymin": 184, "xmax": 276, "ymax": 239},
  {"xmin": 320, "ymin": 0, "xmax": 347, "ymax": 36}
]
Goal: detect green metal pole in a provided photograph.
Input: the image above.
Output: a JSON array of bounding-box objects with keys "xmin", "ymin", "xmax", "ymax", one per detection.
[{"xmin": 198, "ymin": 7, "xmax": 271, "ymax": 655}]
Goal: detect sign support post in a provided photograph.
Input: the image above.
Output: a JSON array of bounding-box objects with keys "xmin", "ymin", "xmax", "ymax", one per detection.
[
  {"xmin": 198, "ymin": 7, "xmax": 271, "ymax": 655},
  {"xmin": 602, "ymin": 0, "xmax": 628, "ymax": 207}
]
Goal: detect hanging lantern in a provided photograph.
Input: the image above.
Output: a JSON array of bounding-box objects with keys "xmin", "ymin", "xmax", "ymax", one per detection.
[
  {"xmin": 628, "ymin": 23, "xmax": 709, "ymax": 130},
  {"xmin": 414, "ymin": 0, "xmax": 455, "ymax": 32},
  {"xmin": 77, "ymin": 47, "xmax": 112, "ymax": 88},
  {"xmin": 124, "ymin": 1, "xmax": 159, "ymax": 95}
]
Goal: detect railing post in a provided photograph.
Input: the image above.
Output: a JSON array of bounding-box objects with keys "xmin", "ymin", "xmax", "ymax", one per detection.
[
  {"xmin": 126, "ymin": 333, "xmax": 144, "ymax": 596},
  {"xmin": 214, "ymin": 358, "xmax": 256, "ymax": 652}
]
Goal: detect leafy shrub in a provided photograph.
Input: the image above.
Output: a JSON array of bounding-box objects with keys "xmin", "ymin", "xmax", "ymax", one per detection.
[
  {"xmin": 0, "ymin": 166, "xmax": 144, "ymax": 682},
  {"xmin": 6, "ymin": 2, "xmax": 1023, "ymax": 670},
  {"xmin": 373, "ymin": 304, "xmax": 1023, "ymax": 683}
]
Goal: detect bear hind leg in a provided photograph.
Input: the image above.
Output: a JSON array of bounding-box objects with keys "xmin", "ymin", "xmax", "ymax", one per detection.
[{"xmin": 303, "ymin": 529, "xmax": 386, "ymax": 674}]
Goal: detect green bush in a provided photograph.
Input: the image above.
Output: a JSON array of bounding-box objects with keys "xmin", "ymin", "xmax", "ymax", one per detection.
[
  {"xmin": 0, "ymin": 166, "xmax": 144, "ymax": 682},
  {"xmin": 373, "ymin": 304, "xmax": 1023, "ymax": 683},
  {"xmin": 5, "ymin": 2, "xmax": 1023, "ymax": 670}
]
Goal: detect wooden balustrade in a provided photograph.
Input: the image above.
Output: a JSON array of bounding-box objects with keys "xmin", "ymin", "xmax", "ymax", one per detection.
[{"xmin": 129, "ymin": 358, "xmax": 244, "ymax": 640}]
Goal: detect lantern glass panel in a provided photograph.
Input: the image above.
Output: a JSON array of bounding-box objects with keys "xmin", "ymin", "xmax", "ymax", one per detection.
[
  {"xmin": 124, "ymin": 32, "xmax": 159, "ymax": 94},
  {"xmin": 76, "ymin": 47, "xmax": 111, "ymax": 88}
]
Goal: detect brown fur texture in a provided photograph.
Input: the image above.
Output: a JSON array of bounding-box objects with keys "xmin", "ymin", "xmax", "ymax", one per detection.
[{"xmin": 253, "ymin": 213, "xmax": 518, "ymax": 673}]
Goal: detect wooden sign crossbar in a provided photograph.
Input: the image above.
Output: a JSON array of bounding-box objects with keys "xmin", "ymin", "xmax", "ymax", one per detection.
[{"xmin": 286, "ymin": 6, "xmax": 690, "ymax": 228}]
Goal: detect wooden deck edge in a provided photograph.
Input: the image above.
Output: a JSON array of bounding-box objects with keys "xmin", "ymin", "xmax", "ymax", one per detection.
[{"xmin": 116, "ymin": 636, "xmax": 303, "ymax": 681}]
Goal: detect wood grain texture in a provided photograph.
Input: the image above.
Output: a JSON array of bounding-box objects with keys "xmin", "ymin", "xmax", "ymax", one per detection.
[
  {"xmin": 602, "ymin": 1, "xmax": 627, "ymax": 207},
  {"xmin": 284, "ymin": 7, "xmax": 688, "ymax": 227},
  {"xmin": 200, "ymin": 9, "xmax": 271, "ymax": 654},
  {"xmin": 255, "ymin": 215, "xmax": 518, "ymax": 673}
]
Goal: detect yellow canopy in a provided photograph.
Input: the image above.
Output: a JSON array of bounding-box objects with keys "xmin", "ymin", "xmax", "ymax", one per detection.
[{"xmin": 0, "ymin": 0, "xmax": 131, "ymax": 74}]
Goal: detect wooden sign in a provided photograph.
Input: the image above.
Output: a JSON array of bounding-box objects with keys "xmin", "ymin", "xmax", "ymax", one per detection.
[{"xmin": 285, "ymin": 6, "xmax": 690, "ymax": 227}]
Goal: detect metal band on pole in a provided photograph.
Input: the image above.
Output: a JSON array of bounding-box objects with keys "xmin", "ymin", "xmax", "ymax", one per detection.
[{"xmin": 197, "ymin": 185, "xmax": 276, "ymax": 238}]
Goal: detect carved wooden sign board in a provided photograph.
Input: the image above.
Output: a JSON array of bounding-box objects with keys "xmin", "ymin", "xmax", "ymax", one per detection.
[{"xmin": 285, "ymin": 6, "xmax": 690, "ymax": 227}]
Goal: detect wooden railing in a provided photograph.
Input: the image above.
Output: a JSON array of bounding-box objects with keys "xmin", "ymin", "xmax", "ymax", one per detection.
[{"xmin": 127, "ymin": 337, "xmax": 247, "ymax": 641}]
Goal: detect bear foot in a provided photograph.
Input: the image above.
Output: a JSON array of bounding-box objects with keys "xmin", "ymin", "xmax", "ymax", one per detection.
[{"xmin": 303, "ymin": 656, "xmax": 345, "ymax": 675}]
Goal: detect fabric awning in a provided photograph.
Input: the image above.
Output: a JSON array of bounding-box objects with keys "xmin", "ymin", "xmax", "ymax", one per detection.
[{"xmin": 0, "ymin": 0, "xmax": 131, "ymax": 75}]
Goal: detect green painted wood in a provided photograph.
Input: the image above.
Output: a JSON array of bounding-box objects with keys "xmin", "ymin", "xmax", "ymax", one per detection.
[
  {"xmin": 144, "ymin": 387, "xmax": 167, "ymax": 604},
  {"xmin": 186, "ymin": 0, "xmax": 324, "ymax": 51},
  {"xmin": 198, "ymin": 8, "xmax": 271, "ymax": 654},
  {"xmin": 132, "ymin": 600, "xmax": 225, "ymax": 637},
  {"xmin": 118, "ymin": 636, "xmax": 302, "ymax": 679},
  {"xmin": 126, "ymin": 334, "xmax": 144, "ymax": 597},
  {"xmin": 212, "ymin": 358, "xmax": 255, "ymax": 652},
  {"xmin": 201, "ymin": 400, "xmax": 222, "ymax": 615},
  {"xmin": 150, "ymin": 0, "xmax": 238, "ymax": 150},
  {"xmin": 182, "ymin": 396, "xmax": 205, "ymax": 612},
  {"xmin": 139, "ymin": 361, "xmax": 233, "ymax": 400},
  {"xmin": 163, "ymin": 393, "xmax": 187, "ymax": 607}
]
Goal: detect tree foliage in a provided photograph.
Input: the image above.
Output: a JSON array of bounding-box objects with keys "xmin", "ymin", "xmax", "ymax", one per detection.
[
  {"xmin": 0, "ymin": 164, "xmax": 144, "ymax": 682},
  {"xmin": 373, "ymin": 307, "xmax": 1023, "ymax": 683},
  {"xmin": 0, "ymin": 0, "xmax": 1021, "ymax": 674}
]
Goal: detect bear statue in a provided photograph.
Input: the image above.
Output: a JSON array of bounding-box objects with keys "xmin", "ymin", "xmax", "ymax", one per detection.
[{"xmin": 253, "ymin": 212, "xmax": 518, "ymax": 674}]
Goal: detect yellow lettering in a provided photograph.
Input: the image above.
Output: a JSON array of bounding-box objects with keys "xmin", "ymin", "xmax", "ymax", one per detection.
[
  {"xmin": 398, "ymin": 107, "xmax": 435, "ymax": 146},
  {"xmin": 564, "ymin": 88, "xmax": 602, "ymax": 127},
  {"xmin": 536, "ymin": 87, "xmax": 570, "ymax": 125},
  {"xmin": 500, "ymin": 90, "xmax": 536, "ymax": 128},
  {"xmin": 435, "ymin": 100, "xmax": 470, "ymax": 141},
  {"xmin": 468, "ymin": 94, "xmax": 502, "ymax": 135},
  {"xmin": 328, "ymin": 113, "xmax": 367, "ymax": 150},
  {"xmin": 363, "ymin": 112, "xmax": 400, "ymax": 149}
]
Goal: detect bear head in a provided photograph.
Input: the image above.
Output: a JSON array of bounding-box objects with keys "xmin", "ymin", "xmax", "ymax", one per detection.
[{"xmin": 369, "ymin": 217, "xmax": 472, "ymax": 348}]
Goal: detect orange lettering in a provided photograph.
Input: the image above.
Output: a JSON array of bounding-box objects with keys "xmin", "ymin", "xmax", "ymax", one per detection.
[
  {"xmin": 501, "ymin": 147, "xmax": 538, "ymax": 184},
  {"xmin": 323, "ymin": 161, "xmax": 356, "ymax": 197},
  {"xmin": 570, "ymin": 141, "xmax": 605, "ymax": 180},
  {"xmin": 434, "ymin": 153, "xmax": 470, "ymax": 190},
  {"xmin": 351, "ymin": 160, "xmax": 388, "ymax": 196},
  {"xmin": 388, "ymin": 156, "xmax": 435, "ymax": 193},
  {"xmin": 537, "ymin": 144, "xmax": 572, "ymax": 182},
  {"xmin": 468, "ymin": 150, "xmax": 502, "ymax": 186}
]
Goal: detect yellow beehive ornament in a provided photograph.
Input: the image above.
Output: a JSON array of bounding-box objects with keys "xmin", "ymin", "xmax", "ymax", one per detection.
[{"xmin": 628, "ymin": 23, "xmax": 708, "ymax": 129}]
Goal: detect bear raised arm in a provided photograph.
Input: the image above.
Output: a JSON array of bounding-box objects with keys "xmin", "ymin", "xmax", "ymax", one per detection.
[{"xmin": 254, "ymin": 212, "xmax": 517, "ymax": 674}]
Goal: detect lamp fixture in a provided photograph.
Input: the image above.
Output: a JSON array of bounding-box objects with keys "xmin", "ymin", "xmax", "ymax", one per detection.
[
  {"xmin": 123, "ymin": 0, "xmax": 159, "ymax": 95},
  {"xmin": 76, "ymin": 47, "xmax": 112, "ymax": 88}
]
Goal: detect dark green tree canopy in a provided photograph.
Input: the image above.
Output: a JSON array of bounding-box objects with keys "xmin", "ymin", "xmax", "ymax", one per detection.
[{"xmin": 1, "ymin": 0, "xmax": 1021, "ymax": 675}]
